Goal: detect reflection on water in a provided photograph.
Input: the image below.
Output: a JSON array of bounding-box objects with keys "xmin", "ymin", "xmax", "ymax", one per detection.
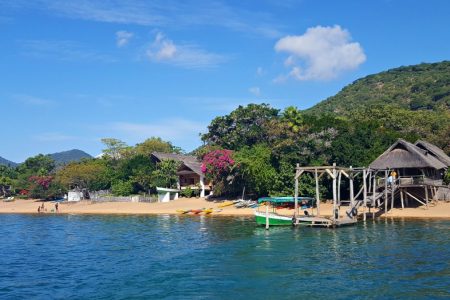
[{"xmin": 0, "ymin": 214, "xmax": 449, "ymax": 299}]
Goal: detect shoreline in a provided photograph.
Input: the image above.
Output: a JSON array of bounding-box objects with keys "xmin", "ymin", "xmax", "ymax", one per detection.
[{"xmin": 1, "ymin": 198, "xmax": 450, "ymax": 219}]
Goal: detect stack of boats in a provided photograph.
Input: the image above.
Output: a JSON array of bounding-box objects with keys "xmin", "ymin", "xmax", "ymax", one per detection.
[
  {"xmin": 176, "ymin": 208, "xmax": 218, "ymax": 215},
  {"xmin": 218, "ymin": 199, "xmax": 258, "ymax": 208}
]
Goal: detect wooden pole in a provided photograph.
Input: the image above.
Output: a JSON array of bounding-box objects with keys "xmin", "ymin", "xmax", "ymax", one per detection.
[
  {"xmin": 265, "ymin": 201, "xmax": 269, "ymax": 230},
  {"xmin": 315, "ymin": 169, "xmax": 320, "ymax": 216},
  {"xmin": 384, "ymin": 170, "xmax": 388, "ymax": 213},
  {"xmin": 337, "ymin": 170, "xmax": 342, "ymax": 206},
  {"xmin": 332, "ymin": 163, "xmax": 337, "ymax": 221},
  {"xmin": 391, "ymin": 183, "xmax": 395, "ymax": 211},
  {"xmin": 372, "ymin": 170, "xmax": 376, "ymax": 218},
  {"xmin": 400, "ymin": 188, "xmax": 404, "ymax": 209},
  {"xmin": 349, "ymin": 166, "xmax": 354, "ymax": 211},
  {"xmin": 294, "ymin": 164, "xmax": 299, "ymax": 222},
  {"xmin": 425, "ymin": 185, "xmax": 429, "ymax": 209},
  {"xmin": 363, "ymin": 169, "xmax": 367, "ymax": 221}
]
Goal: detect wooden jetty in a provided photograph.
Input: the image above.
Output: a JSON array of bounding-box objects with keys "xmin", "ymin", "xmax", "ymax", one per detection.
[{"xmin": 261, "ymin": 138, "xmax": 449, "ymax": 229}]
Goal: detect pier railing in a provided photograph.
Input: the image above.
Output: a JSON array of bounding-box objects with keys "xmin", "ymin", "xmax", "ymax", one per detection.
[{"xmin": 378, "ymin": 176, "xmax": 443, "ymax": 187}]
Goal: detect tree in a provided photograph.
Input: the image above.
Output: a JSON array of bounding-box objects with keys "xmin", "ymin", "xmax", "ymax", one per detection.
[
  {"xmin": 201, "ymin": 149, "xmax": 236, "ymax": 196},
  {"xmin": 17, "ymin": 154, "xmax": 55, "ymax": 175},
  {"xmin": 111, "ymin": 180, "xmax": 134, "ymax": 196},
  {"xmin": 28, "ymin": 175, "xmax": 63, "ymax": 199},
  {"xmin": 55, "ymin": 159, "xmax": 110, "ymax": 191},
  {"xmin": 201, "ymin": 103, "xmax": 279, "ymax": 150},
  {"xmin": 101, "ymin": 138, "xmax": 128, "ymax": 160},
  {"xmin": 135, "ymin": 137, "xmax": 182, "ymax": 156},
  {"xmin": 233, "ymin": 144, "xmax": 277, "ymax": 197},
  {"xmin": 151, "ymin": 160, "xmax": 180, "ymax": 189}
]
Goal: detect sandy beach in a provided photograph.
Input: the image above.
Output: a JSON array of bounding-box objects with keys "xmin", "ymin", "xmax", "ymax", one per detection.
[{"xmin": 1, "ymin": 198, "xmax": 450, "ymax": 219}]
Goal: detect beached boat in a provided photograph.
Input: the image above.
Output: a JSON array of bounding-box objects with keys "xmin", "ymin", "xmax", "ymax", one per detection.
[
  {"xmin": 254, "ymin": 197, "xmax": 315, "ymax": 226},
  {"xmin": 218, "ymin": 200, "xmax": 236, "ymax": 208}
]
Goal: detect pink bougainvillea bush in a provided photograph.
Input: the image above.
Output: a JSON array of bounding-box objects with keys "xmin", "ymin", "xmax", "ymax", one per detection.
[
  {"xmin": 29, "ymin": 176, "xmax": 53, "ymax": 189},
  {"xmin": 201, "ymin": 149, "xmax": 235, "ymax": 179}
]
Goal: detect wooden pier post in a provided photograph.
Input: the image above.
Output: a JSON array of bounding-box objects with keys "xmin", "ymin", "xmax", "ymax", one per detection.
[
  {"xmin": 372, "ymin": 170, "xmax": 376, "ymax": 218},
  {"xmin": 294, "ymin": 164, "xmax": 299, "ymax": 223},
  {"xmin": 265, "ymin": 201, "xmax": 269, "ymax": 230},
  {"xmin": 391, "ymin": 182, "xmax": 395, "ymax": 211},
  {"xmin": 337, "ymin": 170, "xmax": 342, "ymax": 206},
  {"xmin": 315, "ymin": 169, "xmax": 320, "ymax": 216},
  {"xmin": 363, "ymin": 169, "xmax": 367, "ymax": 221},
  {"xmin": 349, "ymin": 166, "xmax": 354, "ymax": 213},
  {"xmin": 384, "ymin": 170, "xmax": 388, "ymax": 213},
  {"xmin": 425, "ymin": 185, "xmax": 429, "ymax": 209},
  {"xmin": 400, "ymin": 188, "xmax": 404, "ymax": 209},
  {"xmin": 332, "ymin": 163, "xmax": 338, "ymax": 222}
]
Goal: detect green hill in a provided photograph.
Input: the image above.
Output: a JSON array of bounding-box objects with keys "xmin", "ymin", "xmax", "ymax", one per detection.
[
  {"xmin": 309, "ymin": 61, "xmax": 450, "ymax": 114},
  {"xmin": 49, "ymin": 149, "xmax": 92, "ymax": 165},
  {"xmin": 307, "ymin": 61, "xmax": 450, "ymax": 153},
  {"xmin": 0, "ymin": 156, "xmax": 17, "ymax": 167}
]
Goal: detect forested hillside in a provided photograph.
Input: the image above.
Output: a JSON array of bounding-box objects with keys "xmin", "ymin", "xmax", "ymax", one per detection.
[
  {"xmin": 49, "ymin": 149, "xmax": 92, "ymax": 165},
  {"xmin": 0, "ymin": 156, "xmax": 17, "ymax": 167},
  {"xmin": 309, "ymin": 61, "xmax": 450, "ymax": 113},
  {"xmin": 307, "ymin": 61, "xmax": 450, "ymax": 152}
]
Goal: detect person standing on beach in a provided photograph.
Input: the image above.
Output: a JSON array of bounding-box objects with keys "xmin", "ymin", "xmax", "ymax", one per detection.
[
  {"xmin": 55, "ymin": 202, "xmax": 59, "ymax": 213},
  {"xmin": 37, "ymin": 206, "xmax": 41, "ymax": 213}
]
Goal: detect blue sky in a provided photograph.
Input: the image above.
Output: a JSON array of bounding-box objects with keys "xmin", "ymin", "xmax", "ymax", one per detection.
[{"xmin": 1, "ymin": 0, "xmax": 450, "ymax": 162}]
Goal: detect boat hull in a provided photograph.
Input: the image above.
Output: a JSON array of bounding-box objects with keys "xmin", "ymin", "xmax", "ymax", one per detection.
[{"xmin": 254, "ymin": 211, "xmax": 293, "ymax": 226}]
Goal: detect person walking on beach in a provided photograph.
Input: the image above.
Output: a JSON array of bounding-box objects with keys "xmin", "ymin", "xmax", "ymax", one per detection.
[
  {"xmin": 55, "ymin": 202, "xmax": 59, "ymax": 213},
  {"xmin": 37, "ymin": 206, "xmax": 41, "ymax": 213}
]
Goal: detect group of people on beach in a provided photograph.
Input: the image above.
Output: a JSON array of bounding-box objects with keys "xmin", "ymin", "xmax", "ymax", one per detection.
[{"xmin": 37, "ymin": 202, "xmax": 59, "ymax": 213}]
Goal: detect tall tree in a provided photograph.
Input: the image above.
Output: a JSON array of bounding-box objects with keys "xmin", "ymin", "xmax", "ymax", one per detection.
[{"xmin": 201, "ymin": 103, "xmax": 279, "ymax": 150}]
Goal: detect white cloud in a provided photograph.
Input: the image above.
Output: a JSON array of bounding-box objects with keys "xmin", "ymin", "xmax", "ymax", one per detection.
[
  {"xmin": 146, "ymin": 32, "xmax": 226, "ymax": 69},
  {"xmin": 116, "ymin": 30, "xmax": 134, "ymax": 47},
  {"xmin": 256, "ymin": 67, "xmax": 265, "ymax": 76},
  {"xmin": 249, "ymin": 87, "xmax": 261, "ymax": 97},
  {"xmin": 4, "ymin": 1, "xmax": 282, "ymax": 38},
  {"xmin": 13, "ymin": 94, "xmax": 54, "ymax": 106},
  {"xmin": 274, "ymin": 25, "xmax": 366, "ymax": 81},
  {"xmin": 20, "ymin": 40, "xmax": 116, "ymax": 62}
]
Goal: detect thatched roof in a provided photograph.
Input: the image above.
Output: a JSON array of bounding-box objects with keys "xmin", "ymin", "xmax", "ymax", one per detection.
[
  {"xmin": 369, "ymin": 139, "xmax": 447, "ymax": 170},
  {"xmin": 151, "ymin": 152, "xmax": 203, "ymax": 176},
  {"xmin": 415, "ymin": 140, "xmax": 450, "ymax": 167}
]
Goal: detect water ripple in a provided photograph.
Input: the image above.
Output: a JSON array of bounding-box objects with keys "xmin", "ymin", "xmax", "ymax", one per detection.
[{"xmin": 0, "ymin": 215, "xmax": 449, "ymax": 299}]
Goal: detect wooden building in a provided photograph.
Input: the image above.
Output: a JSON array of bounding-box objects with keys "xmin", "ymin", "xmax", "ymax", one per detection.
[
  {"xmin": 369, "ymin": 138, "xmax": 450, "ymax": 206},
  {"xmin": 151, "ymin": 152, "xmax": 210, "ymax": 197}
]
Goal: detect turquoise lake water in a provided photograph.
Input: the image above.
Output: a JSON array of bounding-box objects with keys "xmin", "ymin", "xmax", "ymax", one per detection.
[{"xmin": 0, "ymin": 215, "xmax": 449, "ymax": 299}]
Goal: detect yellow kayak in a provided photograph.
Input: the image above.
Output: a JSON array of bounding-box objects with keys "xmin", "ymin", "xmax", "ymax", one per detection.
[
  {"xmin": 202, "ymin": 208, "xmax": 213, "ymax": 214},
  {"xmin": 176, "ymin": 209, "xmax": 190, "ymax": 214},
  {"xmin": 218, "ymin": 201, "xmax": 235, "ymax": 208}
]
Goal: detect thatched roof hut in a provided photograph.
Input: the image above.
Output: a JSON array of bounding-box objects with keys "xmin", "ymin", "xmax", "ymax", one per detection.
[
  {"xmin": 369, "ymin": 139, "xmax": 447, "ymax": 170},
  {"xmin": 415, "ymin": 140, "xmax": 450, "ymax": 167},
  {"xmin": 151, "ymin": 152, "xmax": 203, "ymax": 176}
]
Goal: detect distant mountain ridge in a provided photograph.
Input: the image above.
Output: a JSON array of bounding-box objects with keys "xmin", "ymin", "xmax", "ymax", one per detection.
[
  {"xmin": 0, "ymin": 156, "xmax": 18, "ymax": 167},
  {"xmin": 48, "ymin": 149, "xmax": 93, "ymax": 165},
  {"xmin": 0, "ymin": 149, "xmax": 92, "ymax": 167}
]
